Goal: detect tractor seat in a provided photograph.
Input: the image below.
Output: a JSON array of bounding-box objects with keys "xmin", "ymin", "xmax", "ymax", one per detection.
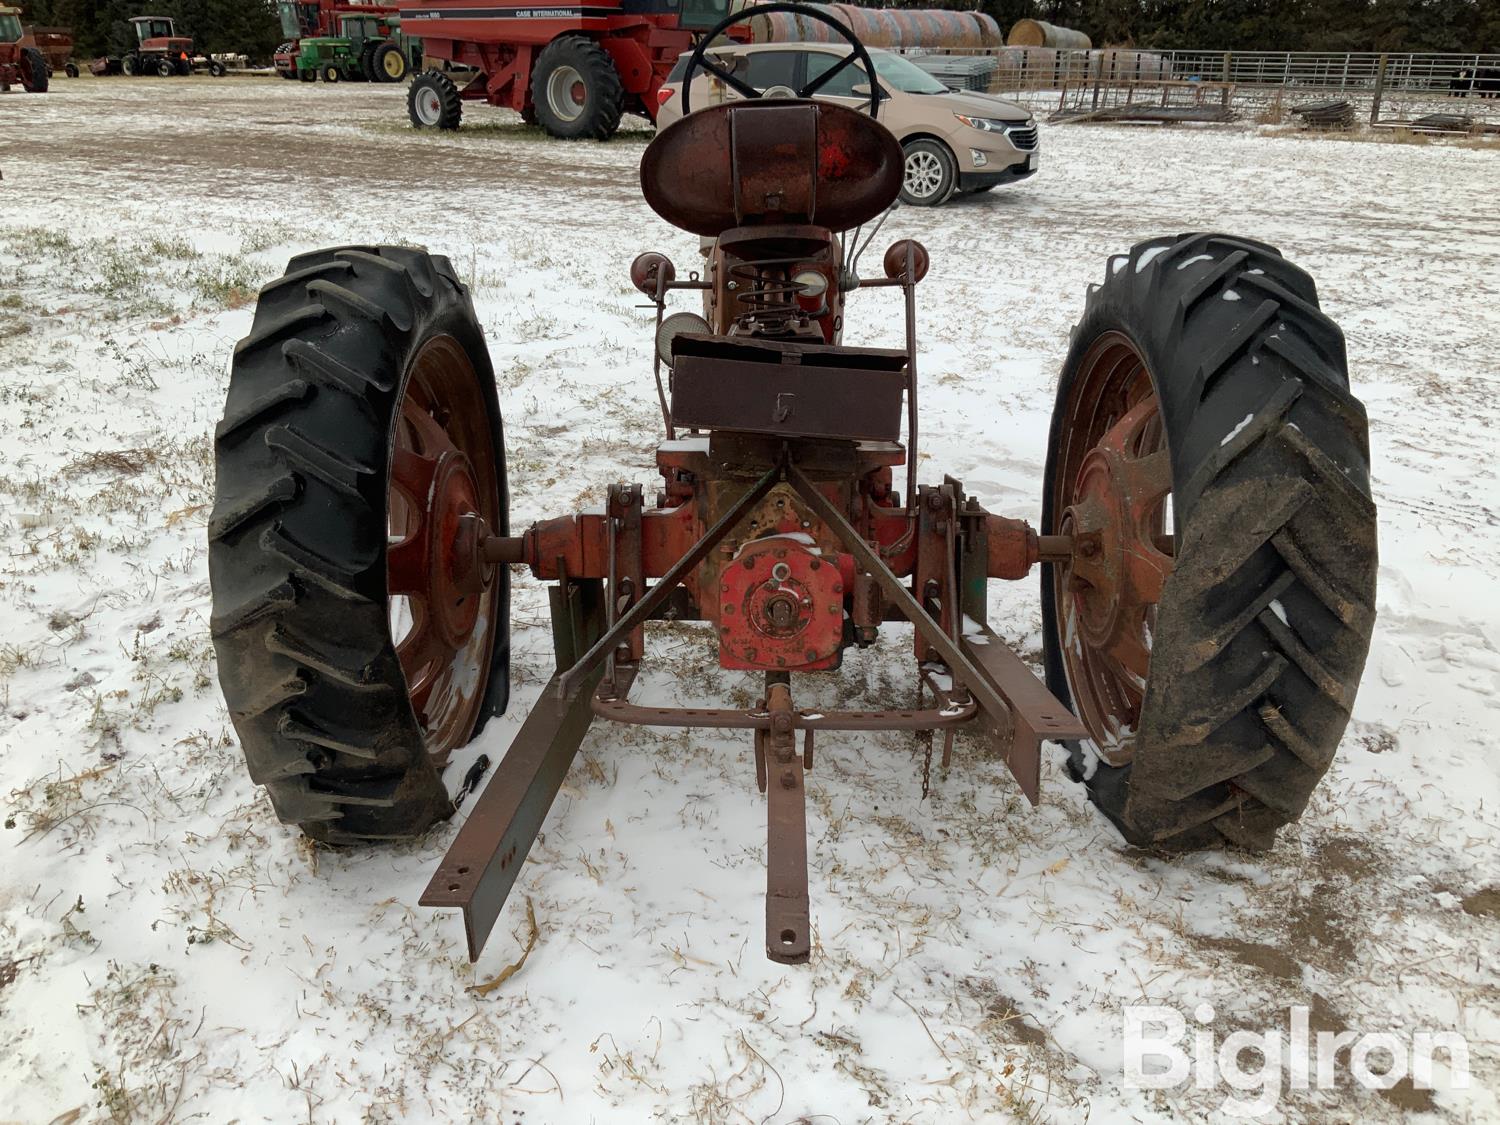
[{"xmin": 640, "ymin": 99, "xmax": 904, "ymax": 238}]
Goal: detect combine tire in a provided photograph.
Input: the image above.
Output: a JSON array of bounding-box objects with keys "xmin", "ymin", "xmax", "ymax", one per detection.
[
  {"xmin": 899, "ymin": 139, "xmax": 957, "ymax": 207},
  {"xmin": 65, "ymin": 62, "xmax": 79, "ymax": 78},
  {"xmin": 531, "ymin": 35, "xmax": 624, "ymax": 140},
  {"xmin": 408, "ymin": 70, "xmax": 461, "ymax": 129},
  {"xmin": 209, "ymin": 246, "xmax": 511, "ymax": 843},
  {"xmin": 156, "ymin": 58, "xmax": 174, "ymax": 77},
  {"xmin": 1041, "ymin": 233, "xmax": 1376, "ymax": 851},
  {"xmin": 372, "ymin": 41, "xmax": 407, "ymax": 82},
  {"xmin": 121, "ymin": 53, "xmax": 138, "ymax": 77},
  {"xmin": 175, "ymin": 57, "xmax": 191, "ymax": 76},
  {"xmin": 19, "ymin": 46, "xmax": 48, "ymax": 92}
]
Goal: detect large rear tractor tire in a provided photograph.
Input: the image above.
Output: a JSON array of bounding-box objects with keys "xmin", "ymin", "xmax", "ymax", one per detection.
[
  {"xmin": 1041, "ymin": 233, "xmax": 1377, "ymax": 851},
  {"xmin": 408, "ymin": 70, "xmax": 461, "ymax": 129},
  {"xmin": 373, "ymin": 41, "xmax": 407, "ymax": 83},
  {"xmin": 20, "ymin": 46, "xmax": 48, "ymax": 92},
  {"xmin": 209, "ymin": 246, "xmax": 511, "ymax": 843},
  {"xmin": 530, "ymin": 35, "xmax": 624, "ymax": 140}
]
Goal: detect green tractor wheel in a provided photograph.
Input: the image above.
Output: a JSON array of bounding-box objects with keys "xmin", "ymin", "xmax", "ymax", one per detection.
[
  {"xmin": 373, "ymin": 41, "xmax": 407, "ymax": 82},
  {"xmin": 321, "ymin": 64, "xmax": 341, "ymax": 83}
]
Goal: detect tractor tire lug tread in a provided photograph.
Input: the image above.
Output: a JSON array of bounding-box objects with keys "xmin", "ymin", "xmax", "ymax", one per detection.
[
  {"xmin": 211, "ymin": 246, "xmax": 507, "ymax": 843},
  {"xmin": 1042, "ymin": 232, "xmax": 1377, "ymax": 851}
]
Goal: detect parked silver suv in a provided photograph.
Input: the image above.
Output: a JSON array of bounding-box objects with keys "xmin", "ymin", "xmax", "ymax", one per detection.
[{"xmin": 658, "ymin": 43, "xmax": 1039, "ymax": 206}]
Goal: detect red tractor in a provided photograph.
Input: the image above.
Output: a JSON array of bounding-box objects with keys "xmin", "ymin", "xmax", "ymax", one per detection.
[
  {"xmin": 402, "ymin": 0, "xmax": 742, "ymax": 139},
  {"xmin": 0, "ymin": 5, "xmax": 48, "ymax": 92},
  {"xmin": 209, "ymin": 4, "xmax": 1377, "ymax": 967}
]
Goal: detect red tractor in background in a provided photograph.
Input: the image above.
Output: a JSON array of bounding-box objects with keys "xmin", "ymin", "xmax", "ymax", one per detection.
[
  {"xmin": 402, "ymin": 0, "xmax": 743, "ymax": 139},
  {"xmin": 91, "ymin": 15, "xmax": 225, "ymax": 77},
  {"xmin": 0, "ymin": 5, "xmax": 48, "ymax": 92}
]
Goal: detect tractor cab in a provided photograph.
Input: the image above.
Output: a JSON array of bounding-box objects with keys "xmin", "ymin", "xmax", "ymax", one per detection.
[
  {"xmin": 0, "ymin": 7, "xmax": 22, "ymax": 44},
  {"xmin": 278, "ymin": 0, "xmax": 318, "ymax": 41},
  {"xmin": 131, "ymin": 15, "xmax": 186, "ymax": 49}
]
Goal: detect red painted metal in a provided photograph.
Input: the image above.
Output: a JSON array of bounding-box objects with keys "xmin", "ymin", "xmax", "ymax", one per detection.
[
  {"xmin": 719, "ymin": 538, "xmax": 845, "ymax": 671},
  {"xmin": 1051, "ymin": 331, "xmax": 1175, "ymax": 765},
  {"xmin": 398, "ymin": 0, "xmax": 745, "ymax": 118}
]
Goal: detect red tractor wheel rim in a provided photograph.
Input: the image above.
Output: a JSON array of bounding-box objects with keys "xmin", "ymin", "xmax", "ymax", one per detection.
[
  {"xmin": 1052, "ymin": 331, "xmax": 1174, "ymax": 765},
  {"xmin": 386, "ymin": 335, "xmax": 502, "ymax": 764}
]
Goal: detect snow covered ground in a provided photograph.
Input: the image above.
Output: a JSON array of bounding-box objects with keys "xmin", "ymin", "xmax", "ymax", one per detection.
[{"xmin": 1, "ymin": 79, "xmax": 1497, "ymax": 1124}]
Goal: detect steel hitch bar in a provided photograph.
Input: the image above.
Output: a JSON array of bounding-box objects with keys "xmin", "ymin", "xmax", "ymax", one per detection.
[{"xmin": 424, "ymin": 456, "xmax": 1086, "ymax": 964}]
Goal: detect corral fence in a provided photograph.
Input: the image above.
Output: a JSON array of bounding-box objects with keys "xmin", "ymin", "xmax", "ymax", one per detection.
[{"xmin": 895, "ymin": 48, "xmax": 1500, "ymax": 131}]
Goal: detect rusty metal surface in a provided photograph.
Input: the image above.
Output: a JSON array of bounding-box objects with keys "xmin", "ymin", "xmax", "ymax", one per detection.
[
  {"xmin": 673, "ymin": 355, "xmax": 906, "ymax": 442},
  {"xmin": 556, "ymin": 462, "xmax": 781, "ymax": 699},
  {"xmin": 786, "ymin": 462, "xmax": 1086, "ymax": 797},
  {"xmin": 763, "ymin": 682, "xmax": 811, "ymax": 964},
  {"xmin": 640, "ymin": 100, "xmax": 905, "ymax": 237},
  {"xmin": 420, "ymin": 580, "xmax": 605, "ymax": 962},
  {"xmin": 960, "ymin": 624, "xmax": 1089, "ymax": 805}
]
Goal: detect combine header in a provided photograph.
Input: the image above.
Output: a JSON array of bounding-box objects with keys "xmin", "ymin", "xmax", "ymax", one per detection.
[{"xmin": 210, "ymin": 4, "xmax": 1377, "ymax": 965}]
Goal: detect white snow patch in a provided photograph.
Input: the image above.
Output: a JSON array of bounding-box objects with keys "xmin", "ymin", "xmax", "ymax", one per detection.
[
  {"xmin": 1176, "ymin": 253, "xmax": 1215, "ymax": 271},
  {"xmin": 1221, "ymin": 412, "xmax": 1254, "ymax": 445},
  {"xmin": 1222, "ymin": 288, "xmax": 1242, "ymax": 301},
  {"xmin": 1269, "ymin": 598, "xmax": 1290, "ymax": 626},
  {"xmin": 1135, "ymin": 245, "xmax": 1168, "ymax": 273}
]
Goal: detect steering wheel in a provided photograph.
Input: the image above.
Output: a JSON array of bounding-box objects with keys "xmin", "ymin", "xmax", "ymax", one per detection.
[{"xmin": 678, "ymin": 1, "xmax": 886, "ymax": 118}]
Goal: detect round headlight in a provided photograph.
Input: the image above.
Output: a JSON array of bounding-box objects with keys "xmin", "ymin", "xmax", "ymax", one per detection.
[
  {"xmin": 655, "ymin": 311, "xmax": 711, "ymax": 367},
  {"xmin": 793, "ymin": 269, "xmax": 828, "ymax": 299}
]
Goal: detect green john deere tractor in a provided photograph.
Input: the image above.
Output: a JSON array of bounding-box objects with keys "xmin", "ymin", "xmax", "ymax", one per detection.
[{"xmin": 294, "ymin": 12, "xmax": 417, "ymax": 83}]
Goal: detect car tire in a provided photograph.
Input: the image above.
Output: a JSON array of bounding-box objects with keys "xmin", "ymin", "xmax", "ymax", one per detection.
[{"xmin": 900, "ymin": 139, "xmax": 957, "ymax": 207}]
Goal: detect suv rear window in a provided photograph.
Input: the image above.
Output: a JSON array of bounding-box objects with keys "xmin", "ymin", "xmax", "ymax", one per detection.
[{"xmin": 667, "ymin": 49, "xmax": 800, "ymax": 90}]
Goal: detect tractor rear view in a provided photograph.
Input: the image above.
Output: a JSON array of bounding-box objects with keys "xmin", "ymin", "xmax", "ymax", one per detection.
[
  {"xmin": 0, "ymin": 6, "xmax": 48, "ymax": 92},
  {"xmin": 403, "ymin": 0, "xmax": 740, "ymax": 138},
  {"xmin": 210, "ymin": 3, "xmax": 1377, "ymax": 968}
]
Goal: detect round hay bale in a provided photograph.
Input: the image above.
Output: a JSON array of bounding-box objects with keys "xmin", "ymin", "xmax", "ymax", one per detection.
[{"xmin": 1007, "ymin": 19, "xmax": 1091, "ymax": 49}]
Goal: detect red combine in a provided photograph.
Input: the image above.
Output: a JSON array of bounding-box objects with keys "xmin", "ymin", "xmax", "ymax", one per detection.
[{"xmin": 402, "ymin": 0, "xmax": 742, "ymax": 138}]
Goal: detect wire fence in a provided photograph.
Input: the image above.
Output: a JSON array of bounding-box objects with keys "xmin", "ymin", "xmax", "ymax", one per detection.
[{"xmin": 896, "ymin": 48, "xmax": 1500, "ymax": 131}]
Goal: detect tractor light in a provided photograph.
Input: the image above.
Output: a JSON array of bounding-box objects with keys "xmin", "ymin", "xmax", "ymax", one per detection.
[
  {"xmin": 792, "ymin": 269, "xmax": 827, "ymax": 299},
  {"xmin": 655, "ymin": 311, "xmax": 711, "ymax": 367}
]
